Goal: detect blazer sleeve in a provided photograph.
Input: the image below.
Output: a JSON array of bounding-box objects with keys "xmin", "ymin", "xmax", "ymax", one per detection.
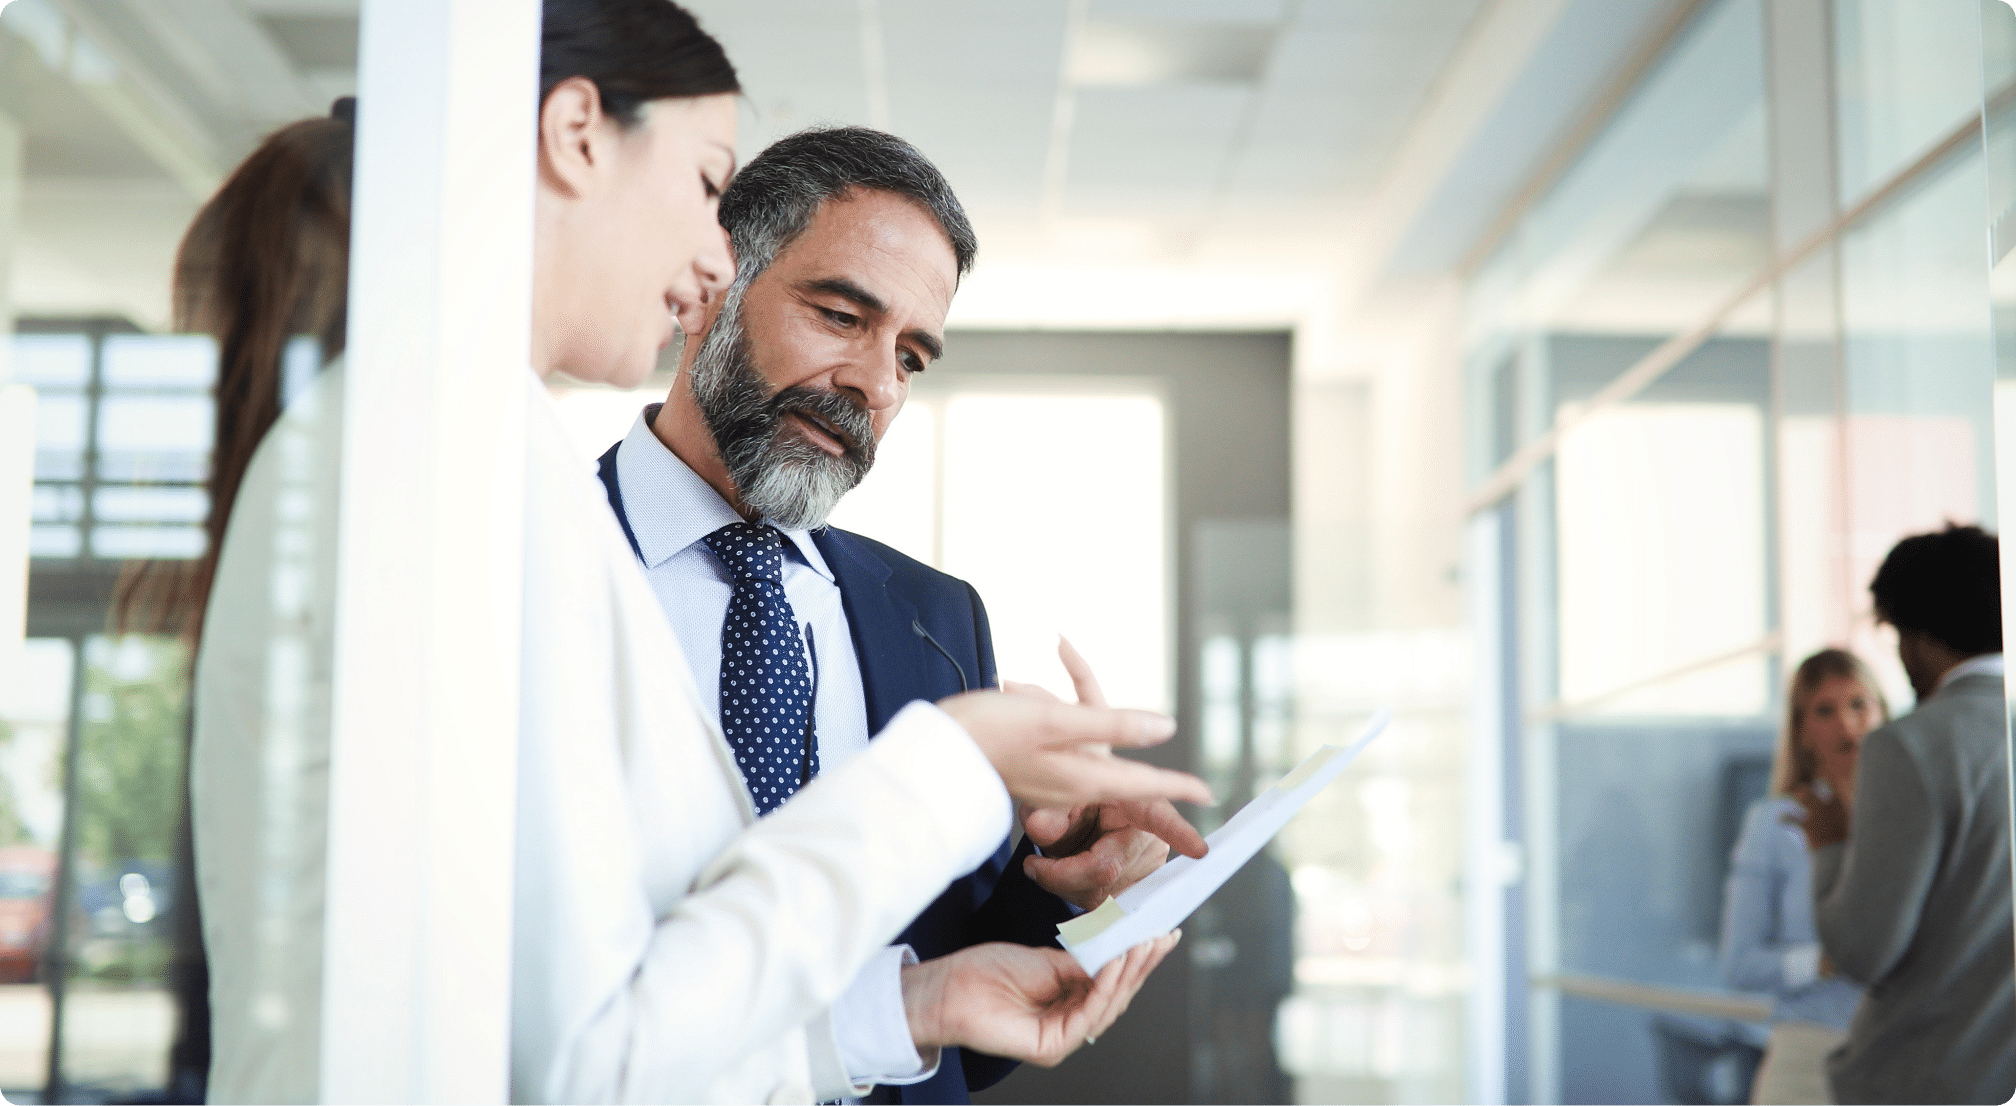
[
  {"xmin": 515, "ymin": 618, "xmax": 1014, "ymax": 1103},
  {"xmin": 1811, "ymin": 726, "xmax": 1942, "ymax": 986}
]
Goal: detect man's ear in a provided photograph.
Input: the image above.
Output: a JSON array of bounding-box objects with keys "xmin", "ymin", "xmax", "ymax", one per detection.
[{"xmin": 539, "ymin": 76, "xmax": 611, "ymax": 199}]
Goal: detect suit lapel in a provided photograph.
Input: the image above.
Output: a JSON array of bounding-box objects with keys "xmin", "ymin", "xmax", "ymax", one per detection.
[
  {"xmin": 812, "ymin": 529, "xmax": 931, "ymax": 735},
  {"xmin": 595, "ymin": 441, "xmax": 643, "ymax": 561}
]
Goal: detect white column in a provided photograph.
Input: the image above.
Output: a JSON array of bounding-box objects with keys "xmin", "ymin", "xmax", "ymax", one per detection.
[
  {"xmin": 0, "ymin": 110, "xmax": 29, "ymax": 695},
  {"xmin": 1987, "ymin": 1, "xmax": 2016, "ymax": 972},
  {"xmin": 1461, "ymin": 509, "xmax": 1506, "ymax": 1106},
  {"xmin": 321, "ymin": 1, "xmax": 537, "ymax": 1101},
  {"xmin": 1765, "ymin": 0, "xmax": 1850, "ymax": 670}
]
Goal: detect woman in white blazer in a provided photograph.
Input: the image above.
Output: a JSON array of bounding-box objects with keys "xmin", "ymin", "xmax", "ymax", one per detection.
[{"xmin": 187, "ymin": 4, "xmax": 1203, "ymax": 1102}]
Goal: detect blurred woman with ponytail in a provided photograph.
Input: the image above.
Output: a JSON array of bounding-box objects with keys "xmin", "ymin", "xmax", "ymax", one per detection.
[{"xmin": 175, "ymin": 103, "xmax": 355, "ymax": 1104}]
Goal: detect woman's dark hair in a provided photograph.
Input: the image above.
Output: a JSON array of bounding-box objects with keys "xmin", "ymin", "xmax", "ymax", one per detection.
[
  {"xmin": 113, "ymin": 114, "xmax": 355, "ymax": 639},
  {"xmin": 1869, "ymin": 522, "xmax": 2002, "ymax": 656},
  {"xmin": 541, "ymin": 0, "xmax": 740, "ymax": 124}
]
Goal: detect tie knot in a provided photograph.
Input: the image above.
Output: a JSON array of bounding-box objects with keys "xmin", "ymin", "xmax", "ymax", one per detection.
[{"xmin": 703, "ymin": 522, "xmax": 787, "ymax": 584}]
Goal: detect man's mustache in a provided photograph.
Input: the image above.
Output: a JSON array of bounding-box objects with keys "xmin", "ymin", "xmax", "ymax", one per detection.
[{"xmin": 768, "ymin": 384, "xmax": 875, "ymax": 466}]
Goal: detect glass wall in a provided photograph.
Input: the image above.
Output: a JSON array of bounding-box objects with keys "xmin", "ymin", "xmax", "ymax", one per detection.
[
  {"xmin": 4, "ymin": 324, "xmax": 213, "ymax": 1102},
  {"xmin": 1463, "ymin": 0, "xmax": 2000, "ymax": 1100},
  {"xmin": 1, "ymin": 1, "xmax": 363, "ymax": 1098},
  {"xmin": 840, "ymin": 379, "xmax": 1171, "ymax": 713},
  {"xmin": 1988, "ymin": 14, "xmax": 2016, "ymax": 897}
]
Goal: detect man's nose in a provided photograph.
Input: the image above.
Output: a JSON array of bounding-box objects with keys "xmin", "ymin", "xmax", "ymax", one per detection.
[{"xmin": 832, "ymin": 343, "xmax": 906, "ymax": 412}]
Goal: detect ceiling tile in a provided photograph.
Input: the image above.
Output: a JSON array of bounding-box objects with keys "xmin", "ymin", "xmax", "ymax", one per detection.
[{"xmin": 1064, "ymin": 84, "xmax": 1249, "ymax": 210}]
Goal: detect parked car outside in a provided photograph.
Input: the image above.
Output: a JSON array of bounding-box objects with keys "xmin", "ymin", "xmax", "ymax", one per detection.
[{"xmin": 0, "ymin": 848, "xmax": 55, "ymax": 984}]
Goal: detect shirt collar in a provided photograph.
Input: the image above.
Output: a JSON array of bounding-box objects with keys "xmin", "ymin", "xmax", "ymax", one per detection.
[
  {"xmin": 1937, "ymin": 652, "xmax": 2005, "ymax": 693},
  {"xmin": 615, "ymin": 404, "xmax": 834, "ymax": 581}
]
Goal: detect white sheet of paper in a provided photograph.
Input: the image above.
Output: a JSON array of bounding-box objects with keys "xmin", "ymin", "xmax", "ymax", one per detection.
[{"xmin": 1056, "ymin": 709, "xmax": 1391, "ymax": 976}]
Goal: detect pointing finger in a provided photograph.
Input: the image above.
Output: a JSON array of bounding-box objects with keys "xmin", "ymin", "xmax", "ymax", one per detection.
[
  {"xmin": 1001, "ymin": 679, "xmax": 1062, "ymax": 703},
  {"xmin": 1061, "ymin": 759, "xmax": 1214, "ymax": 809},
  {"xmin": 1126, "ymin": 798, "xmax": 1209, "ymax": 858},
  {"xmin": 1044, "ymin": 703, "xmax": 1176, "ymax": 749},
  {"xmin": 1058, "ymin": 636, "xmax": 1109, "ymax": 708}
]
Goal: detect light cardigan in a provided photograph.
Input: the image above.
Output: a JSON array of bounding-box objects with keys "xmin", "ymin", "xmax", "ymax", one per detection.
[
  {"xmin": 193, "ymin": 364, "xmax": 1010, "ymax": 1103},
  {"xmin": 1718, "ymin": 795, "xmax": 1861, "ymax": 1029}
]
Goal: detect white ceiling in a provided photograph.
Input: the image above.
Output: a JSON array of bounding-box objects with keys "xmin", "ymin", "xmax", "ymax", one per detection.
[
  {"xmin": 1, "ymin": 0, "xmax": 1678, "ymax": 335},
  {"xmin": 686, "ymin": 0, "xmax": 1489, "ymax": 305}
]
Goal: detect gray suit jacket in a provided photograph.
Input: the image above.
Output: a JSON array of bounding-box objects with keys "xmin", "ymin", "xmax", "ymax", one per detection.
[{"xmin": 1813, "ymin": 670, "xmax": 2016, "ymax": 1105}]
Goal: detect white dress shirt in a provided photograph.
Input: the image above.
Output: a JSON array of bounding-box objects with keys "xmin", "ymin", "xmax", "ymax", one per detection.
[
  {"xmin": 612, "ymin": 406, "xmax": 934, "ymax": 1087},
  {"xmin": 614, "ymin": 406, "xmax": 873, "ymax": 774},
  {"xmin": 193, "ymin": 366, "xmax": 1012, "ymax": 1103}
]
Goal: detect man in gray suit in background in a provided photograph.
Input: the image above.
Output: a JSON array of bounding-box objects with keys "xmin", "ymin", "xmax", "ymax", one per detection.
[{"xmin": 1798, "ymin": 523, "xmax": 2014, "ymax": 1105}]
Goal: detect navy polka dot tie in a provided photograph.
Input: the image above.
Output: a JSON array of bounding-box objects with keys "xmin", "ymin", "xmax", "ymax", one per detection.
[{"xmin": 703, "ymin": 522, "xmax": 818, "ymax": 815}]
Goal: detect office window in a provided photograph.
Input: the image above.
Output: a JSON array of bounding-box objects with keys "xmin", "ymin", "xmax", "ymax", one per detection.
[
  {"xmin": 17, "ymin": 328, "xmax": 214, "ymax": 564},
  {"xmin": 832, "ymin": 381, "xmax": 1171, "ymax": 712},
  {"xmin": 1555, "ymin": 401, "xmax": 1767, "ymax": 715},
  {"xmin": 939, "ymin": 391, "xmax": 1167, "ymax": 711},
  {"xmin": 3, "ymin": 323, "xmax": 215, "ymax": 1101}
]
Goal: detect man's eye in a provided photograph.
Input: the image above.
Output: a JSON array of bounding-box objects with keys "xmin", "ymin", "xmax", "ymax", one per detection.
[
  {"xmin": 821, "ymin": 307, "xmax": 859, "ymax": 328},
  {"xmin": 900, "ymin": 351, "xmax": 925, "ymax": 374},
  {"xmin": 701, "ymin": 175, "xmax": 722, "ymax": 199}
]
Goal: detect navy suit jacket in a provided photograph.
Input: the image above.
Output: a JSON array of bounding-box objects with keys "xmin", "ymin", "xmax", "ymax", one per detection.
[{"xmin": 596, "ymin": 444, "xmax": 1074, "ymax": 1103}]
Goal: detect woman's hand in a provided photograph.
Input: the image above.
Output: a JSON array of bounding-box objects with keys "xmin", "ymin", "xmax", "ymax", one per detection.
[
  {"xmin": 1007, "ymin": 638, "xmax": 1210, "ymax": 911},
  {"xmin": 936, "ymin": 691, "xmax": 1212, "ymax": 811},
  {"xmin": 1791, "ymin": 780, "xmax": 1851, "ymax": 850}
]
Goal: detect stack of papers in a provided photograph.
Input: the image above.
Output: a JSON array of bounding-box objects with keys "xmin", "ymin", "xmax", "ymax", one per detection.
[{"xmin": 1056, "ymin": 710, "xmax": 1390, "ymax": 976}]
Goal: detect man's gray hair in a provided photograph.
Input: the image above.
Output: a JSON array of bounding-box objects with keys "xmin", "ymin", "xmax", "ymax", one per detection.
[{"xmin": 716, "ymin": 125, "xmax": 977, "ymax": 289}]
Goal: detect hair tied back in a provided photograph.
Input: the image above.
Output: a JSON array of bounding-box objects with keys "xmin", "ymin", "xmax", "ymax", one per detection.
[{"xmin": 331, "ymin": 97, "xmax": 356, "ymax": 126}]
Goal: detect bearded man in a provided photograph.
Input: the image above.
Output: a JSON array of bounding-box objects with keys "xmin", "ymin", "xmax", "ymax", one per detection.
[{"xmin": 594, "ymin": 126, "xmax": 1205, "ymax": 1104}]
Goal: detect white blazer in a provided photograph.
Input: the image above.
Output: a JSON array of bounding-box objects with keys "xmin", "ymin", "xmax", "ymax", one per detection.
[{"xmin": 193, "ymin": 364, "xmax": 1009, "ymax": 1104}]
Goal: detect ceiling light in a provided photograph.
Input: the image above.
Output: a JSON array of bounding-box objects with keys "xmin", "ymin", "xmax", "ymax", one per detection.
[{"xmin": 1068, "ymin": 22, "xmax": 1275, "ymax": 87}]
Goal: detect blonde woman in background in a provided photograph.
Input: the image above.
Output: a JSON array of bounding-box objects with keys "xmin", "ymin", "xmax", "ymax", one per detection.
[{"xmin": 1718, "ymin": 648, "xmax": 1885, "ymax": 1104}]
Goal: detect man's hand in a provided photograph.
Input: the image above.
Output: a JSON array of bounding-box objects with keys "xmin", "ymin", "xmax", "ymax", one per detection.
[
  {"xmin": 1011, "ymin": 638, "xmax": 1210, "ymax": 910},
  {"xmin": 900, "ymin": 934, "xmax": 1179, "ymax": 1067},
  {"xmin": 1791, "ymin": 781, "xmax": 1850, "ymax": 850},
  {"xmin": 1023, "ymin": 801, "xmax": 1208, "ymax": 911}
]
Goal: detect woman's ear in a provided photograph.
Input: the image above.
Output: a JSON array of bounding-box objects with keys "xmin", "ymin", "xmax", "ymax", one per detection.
[{"xmin": 538, "ymin": 76, "xmax": 609, "ymax": 199}]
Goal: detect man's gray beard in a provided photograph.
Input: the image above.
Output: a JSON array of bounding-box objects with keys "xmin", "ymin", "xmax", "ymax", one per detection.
[{"xmin": 688, "ymin": 297, "xmax": 876, "ymax": 531}]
